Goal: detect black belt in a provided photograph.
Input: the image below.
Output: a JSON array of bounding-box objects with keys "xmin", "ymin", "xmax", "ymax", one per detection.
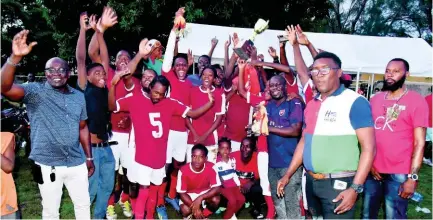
[{"xmin": 91, "ymin": 141, "xmax": 118, "ymax": 148}]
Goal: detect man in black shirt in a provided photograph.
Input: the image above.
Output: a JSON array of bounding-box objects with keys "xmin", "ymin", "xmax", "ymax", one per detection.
[{"xmin": 75, "ymin": 10, "xmax": 117, "ymax": 219}]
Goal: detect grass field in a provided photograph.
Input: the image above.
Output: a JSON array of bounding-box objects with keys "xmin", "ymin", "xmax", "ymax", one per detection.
[{"xmin": 13, "ymin": 149, "xmax": 432, "ymax": 219}]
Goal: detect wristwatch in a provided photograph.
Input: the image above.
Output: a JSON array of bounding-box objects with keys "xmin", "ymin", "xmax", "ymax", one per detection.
[
  {"xmin": 350, "ymin": 184, "xmax": 364, "ymax": 194},
  {"xmin": 408, "ymin": 173, "xmax": 419, "ymax": 181}
]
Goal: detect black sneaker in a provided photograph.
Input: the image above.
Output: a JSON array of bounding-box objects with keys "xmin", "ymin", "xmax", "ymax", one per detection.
[{"xmin": 251, "ymin": 209, "xmax": 264, "ymax": 219}]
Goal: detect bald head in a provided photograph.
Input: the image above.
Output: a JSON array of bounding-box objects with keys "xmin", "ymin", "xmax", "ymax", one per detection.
[{"xmin": 45, "ymin": 57, "xmax": 68, "ymax": 69}]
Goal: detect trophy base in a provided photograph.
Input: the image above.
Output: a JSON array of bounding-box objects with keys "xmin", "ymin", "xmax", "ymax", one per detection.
[{"xmin": 234, "ymin": 40, "xmax": 254, "ymax": 60}]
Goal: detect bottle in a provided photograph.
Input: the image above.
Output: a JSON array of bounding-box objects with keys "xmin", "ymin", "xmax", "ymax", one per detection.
[{"xmin": 411, "ymin": 192, "xmax": 423, "ymax": 203}]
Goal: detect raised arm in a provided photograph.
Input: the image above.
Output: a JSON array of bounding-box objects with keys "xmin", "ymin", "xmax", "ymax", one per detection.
[
  {"xmin": 161, "ymin": 28, "xmax": 177, "ymax": 73},
  {"xmin": 224, "ymin": 33, "xmax": 239, "ymax": 79},
  {"xmin": 76, "ymin": 13, "xmax": 91, "ymax": 90},
  {"xmin": 250, "ymin": 60, "xmax": 292, "ymax": 74},
  {"xmin": 286, "ymin": 25, "xmax": 309, "ymax": 87},
  {"xmin": 279, "ymin": 42, "xmax": 289, "ymax": 66},
  {"xmin": 97, "ymin": 6, "xmax": 118, "ymax": 74},
  {"xmin": 1, "ymin": 30, "xmax": 37, "ymax": 101},
  {"xmin": 237, "ymin": 59, "xmax": 248, "ymax": 99},
  {"xmin": 88, "ymin": 32, "xmax": 101, "ymax": 63},
  {"xmin": 208, "ymin": 37, "xmax": 218, "ymax": 58}
]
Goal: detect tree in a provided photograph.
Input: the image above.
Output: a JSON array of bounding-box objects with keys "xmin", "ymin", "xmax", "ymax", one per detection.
[{"xmin": 325, "ymin": 0, "xmax": 432, "ymax": 44}]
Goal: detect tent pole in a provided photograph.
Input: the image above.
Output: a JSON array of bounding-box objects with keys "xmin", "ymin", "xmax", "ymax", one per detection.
[
  {"xmin": 355, "ymin": 67, "xmax": 361, "ymax": 92},
  {"xmin": 370, "ymin": 73, "xmax": 375, "ymax": 98}
]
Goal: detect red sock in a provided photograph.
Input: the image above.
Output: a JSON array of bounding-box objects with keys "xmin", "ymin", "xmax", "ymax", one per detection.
[
  {"xmin": 203, "ymin": 208, "xmax": 213, "ymax": 217},
  {"xmin": 146, "ymin": 185, "xmax": 159, "ymax": 219},
  {"xmin": 121, "ymin": 192, "xmax": 130, "ymax": 203},
  {"xmin": 168, "ymin": 173, "xmax": 178, "ymax": 199},
  {"xmin": 131, "ymin": 198, "xmax": 136, "ymax": 215},
  {"xmin": 107, "ymin": 194, "xmax": 115, "ymax": 206},
  {"xmin": 157, "ymin": 182, "xmax": 167, "ymax": 206},
  {"xmin": 135, "ymin": 187, "xmax": 149, "ymax": 219},
  {"xmin": 265, "ymin": 196, "xmax": 275, "ymax": 219}
]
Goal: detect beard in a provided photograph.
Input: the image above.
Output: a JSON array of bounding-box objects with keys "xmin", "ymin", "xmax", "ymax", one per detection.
[{"xmin": 382, "ymin": 75, "xmax": 406, "ymax": 92}]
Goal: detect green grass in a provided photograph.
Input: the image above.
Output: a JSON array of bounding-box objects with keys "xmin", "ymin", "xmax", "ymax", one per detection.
[{"xmin": 14, "ymin": 149, "xmax": 432, "ymax": 219}]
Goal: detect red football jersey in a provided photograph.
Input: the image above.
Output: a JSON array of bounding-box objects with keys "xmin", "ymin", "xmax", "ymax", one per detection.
[
  {"xmin": 224, "ymin": 93, "xmax": 251, "ymax": 142},
  {"xmin": 187, "ymin": 86, "xmax": 225, "ymax": 146},
  {"xmin": 231, "ymin": 151, "xmax": 259, "ymax": 186},
  {"xmin": 177, "ymin": 161, "xmax": 221, "ymax": 194},
  {"xmin": 162, "ymin": 69, "xmax": 193, "ymax": 132},
  {"xmin": 107, "ymin": 68, "xmax": 140, "ymax": 133},
  {"xmin": 115, "ymin": 88, "xmax": 189, "ymax": 169}
]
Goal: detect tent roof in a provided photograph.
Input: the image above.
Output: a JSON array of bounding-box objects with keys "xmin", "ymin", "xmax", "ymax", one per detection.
[{"xmin": 177, "ymin": 23, "xmax": 432, "ymax": 78}]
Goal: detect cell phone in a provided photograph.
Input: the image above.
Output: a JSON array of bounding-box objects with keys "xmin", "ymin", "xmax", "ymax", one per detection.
[
  {"xmin": 31, "ymin": 161, "xmax": 44, "ymax": 184},
  {"xmin": 278, "ymin": 35, "xmax": 289, "ymax": 43}
]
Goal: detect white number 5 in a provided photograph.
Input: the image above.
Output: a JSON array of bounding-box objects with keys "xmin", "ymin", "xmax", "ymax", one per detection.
[{"xmin": 149, "ymin": 113, "xmax": 163, "ymax": 138}]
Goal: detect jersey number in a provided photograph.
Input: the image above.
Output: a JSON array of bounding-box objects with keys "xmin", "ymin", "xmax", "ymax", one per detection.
[{"xmin": 149, "ymin": 113, "xmax": 162, "ymax": 138}]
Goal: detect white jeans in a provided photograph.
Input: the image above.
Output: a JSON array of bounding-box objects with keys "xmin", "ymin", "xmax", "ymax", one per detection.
[{"xmin": 37, "ymin": 162, "xmax": 90, "ymax": 219}]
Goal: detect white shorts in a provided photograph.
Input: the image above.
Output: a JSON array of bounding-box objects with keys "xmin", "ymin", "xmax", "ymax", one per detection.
[
  {"xmin": 179, "ymin": 189, "xmax": 209, "ymax": 206},
  {"xmin": 257, "ymin": 152, "xmax": 271, "ymax": 196},
  {"xmin": 127, "ymin": 161, "xmax": 165, "ymax": 186},
  {"xmin": 186, "ymin": 145, "xmax": 218, "ymax": 163},
  {"xmin": 166, "ymin": 130, "xmax": 188, "ymax": 163},
  {"xmin": 110, "ymin": 131, "xmax": 133, "ymax": 170},
  {"xmin": 231, "ymin": 140, "xmax": 241, "ymax": 152}
]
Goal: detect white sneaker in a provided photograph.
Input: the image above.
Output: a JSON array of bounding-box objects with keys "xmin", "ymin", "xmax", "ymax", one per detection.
[
  {"xmin": 118, "ymin": 200, "xmax": 132, "ymax": 217},
  {"xmin": 106, "ymin": 205, "xmax": 117, "ymax": 220}
]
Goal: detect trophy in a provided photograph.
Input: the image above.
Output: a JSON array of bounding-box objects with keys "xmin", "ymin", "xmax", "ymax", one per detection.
[{"xmin": 234, "ymin": 18, "xmax": 269, "ymax": 60}]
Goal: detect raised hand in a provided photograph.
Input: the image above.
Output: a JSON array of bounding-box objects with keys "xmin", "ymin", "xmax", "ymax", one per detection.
[
  {"xmin": 175, "ymin": 7, "xmax": 186, "ymax": 17},
  {"xmin": 225, "ymin": 35, "xmax": 231, "ymax": 48},
  {"xmin": 98, "ymin": 6, "xmax": 118, "ymax": 33},
  {"xmin": 79, "ymin": 12, "xmax": 91, "ymax": 30},
  {"xmin": 237, "ymin": 59, "xmax": 247, "ymax": 69},
  {"xmin": 88, "ymin": 14, "xmax": 97, "ymax": 31},
  {"xmin": 232, "ymin": 32, "xmax": 240, "ymax": 47},
  {"xmin": 211, "ymin": 37, "xmax": 219, "ymax": 47},
  {"xmin": 138, "ymin": 38, "xmax": 151, "ymax": 57},
  {"xmin": 296, "ymin": 25, "xmax": 310, "ymax": 46},
  {"xmin": 187, "ymin": 49, "xmax": 194, "ymax": 67},
  {"xmin": 111, "ymin": 69, "xmax": 130, "ymax": 86},
  {"xmin": 12, "ymin": 30, "xmax": 37, "ymax": 57},
  {"xmin": 268, "ymin": 46, "xmax": 277, "ymax": 58},
  {"xmin": 286, "ymin": 25, "xmax": 297, "ymax": 46}
]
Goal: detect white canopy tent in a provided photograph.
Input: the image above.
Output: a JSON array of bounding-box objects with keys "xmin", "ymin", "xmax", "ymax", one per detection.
[{"xmin": 178, "ymin": 23, "xmax": 432, "ymax": 83}]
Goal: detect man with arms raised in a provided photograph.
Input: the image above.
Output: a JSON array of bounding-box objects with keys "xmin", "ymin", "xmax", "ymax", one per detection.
[
  {"xmin": 76, "ymin": 10, "xmax": 118, "ymax": 219},
  {"xmin": 277, "ymin": 52, "xmax": 375, "ymax": 219},
  {"xmin": 363, "ymin": 58, "xmax": 428, "ymax": 219},
  {"xmin": 1, "ymin": 30, "xmax": 94, "ymax": 219}
]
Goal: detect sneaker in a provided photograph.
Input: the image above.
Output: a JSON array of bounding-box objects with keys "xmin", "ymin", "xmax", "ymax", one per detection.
[
  {"xmin": 251, "ymin": 209, "xmax": 264, "ymax": 219},
  {"xmin": 244, "ymin": 201, "xmax": 251, "ymax": 209},
  {"xmin": 165, "ymin": 196, "xmax": 181, "ymax": 212},
  {"xmin": 215, "ymin": 207, "xmax": 227, "ymax": 214},
  {"xmin": 423, "ymin": 157, "xmax": 433, "ymax": 167},
  {"xmin": 106, "ymin": 205, "xmax": 117, "ymax": 220},
  {"xmin": 118, "ymin": 200, "xmax": 132, "ymax": 218},
  {"xmin": 156, "ymin": 205, "xmax": 168, "ymax": 220}
]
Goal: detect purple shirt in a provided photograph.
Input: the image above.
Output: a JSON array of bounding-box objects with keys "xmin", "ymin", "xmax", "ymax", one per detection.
[{"xmin": 266, "ymin": 98, "xmax": 304, "ymax": 168}]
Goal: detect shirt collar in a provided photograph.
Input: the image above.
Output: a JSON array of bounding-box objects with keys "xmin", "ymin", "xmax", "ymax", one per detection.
[
  {"xmin": 44, "ymin": 81, "xmax": 74, "ymax": 94},
  {"xmin": 315, "ymin": 84, "xmax": 345, "ymax": 101}
]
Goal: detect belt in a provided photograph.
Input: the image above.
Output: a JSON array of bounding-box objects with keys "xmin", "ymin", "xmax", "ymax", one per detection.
[
  {"xmin": 91, "ymin": 141, "xmax": 118, "ymax": 148},
  {"xmin": 307, "ymin": 170, "xmax": 356, "ymax": 180}
]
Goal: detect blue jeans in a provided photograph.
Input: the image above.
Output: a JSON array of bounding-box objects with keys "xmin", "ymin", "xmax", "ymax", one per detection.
[
  {"xmin": 88, "ymin": 147, "xmax": 115, "ymax": 219},
  {"xmin": 362, "ymin": 174, "xmax": 409, "ymax": 219}
]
